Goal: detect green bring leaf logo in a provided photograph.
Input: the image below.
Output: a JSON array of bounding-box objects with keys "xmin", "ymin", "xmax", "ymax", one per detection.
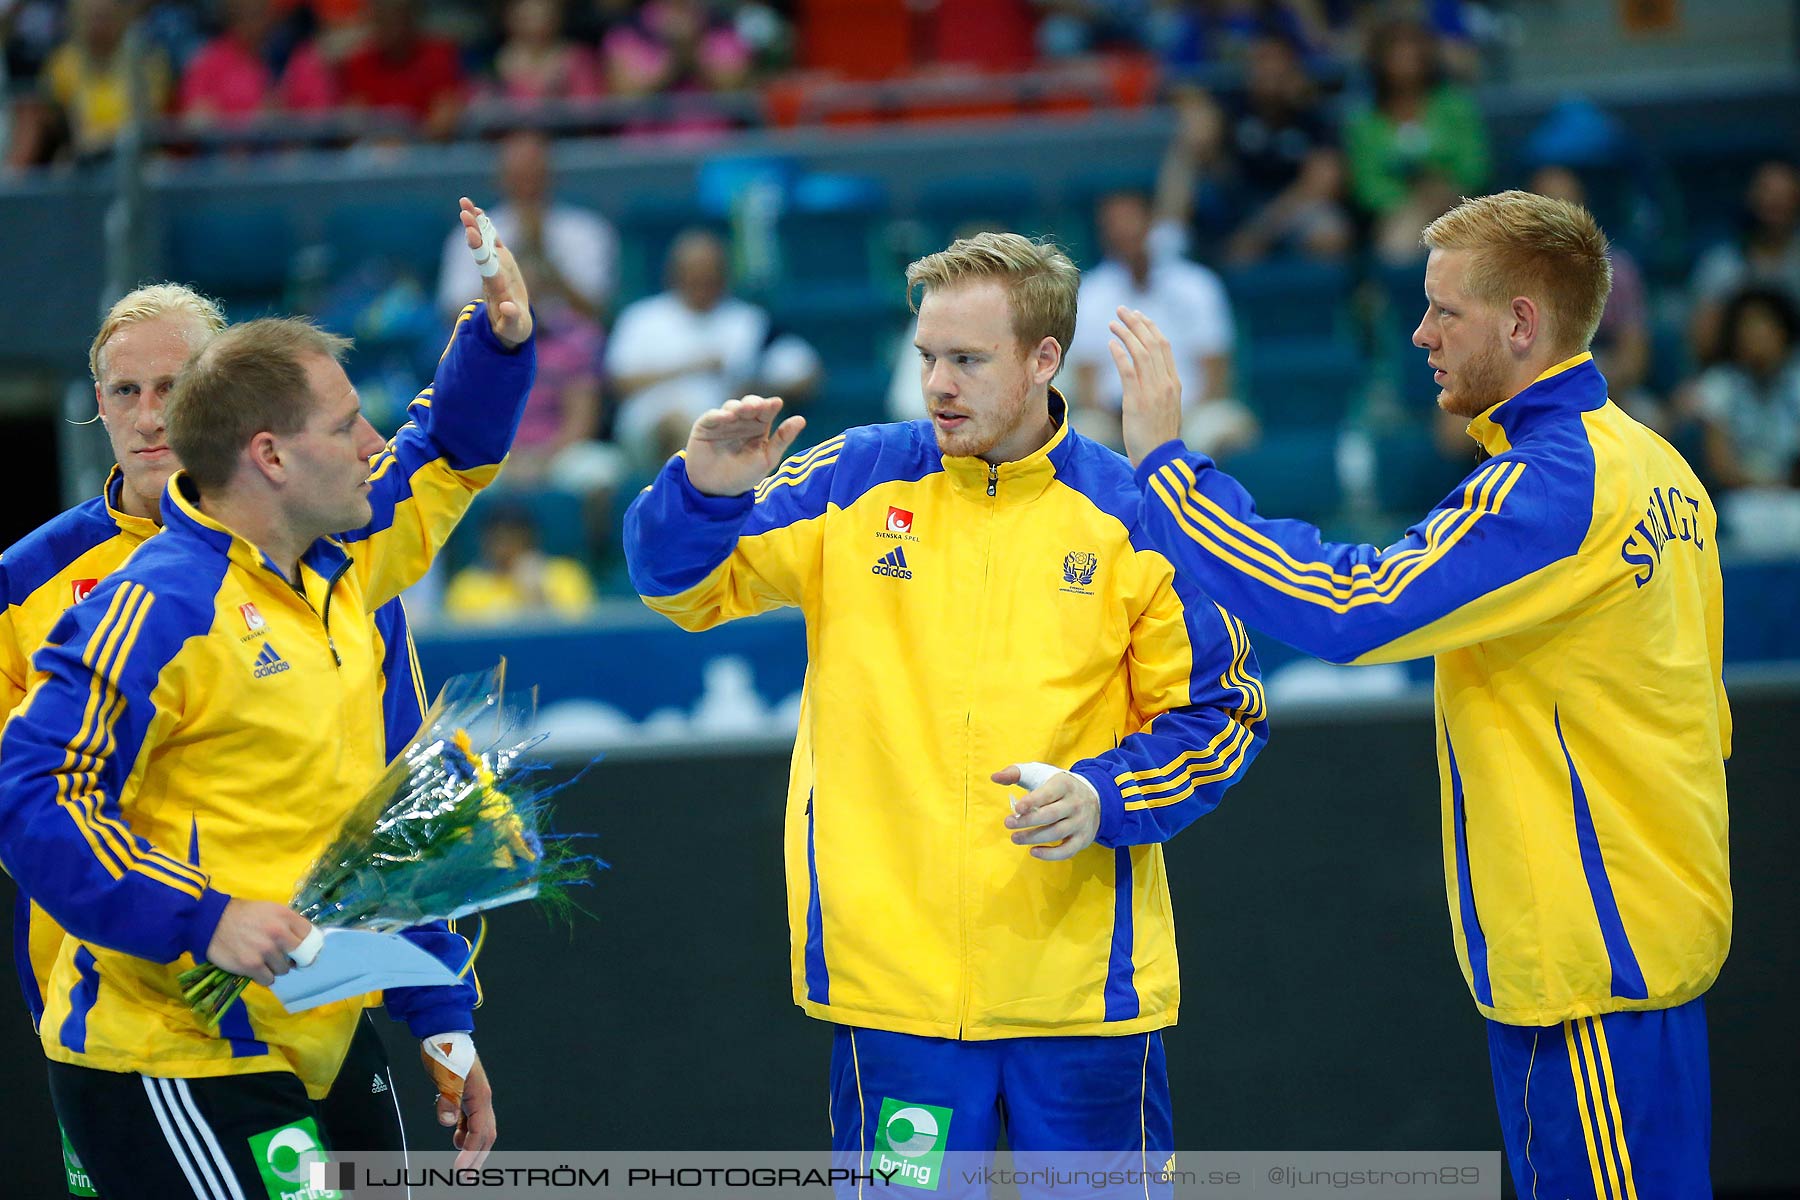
[
  {"xmin": 871, "ymin": 1097, "xmax": 953, "ymax": 1191},
  {"xmin": 247, "ymin": 1118, "xmax": 341, "ymax": 1200}
]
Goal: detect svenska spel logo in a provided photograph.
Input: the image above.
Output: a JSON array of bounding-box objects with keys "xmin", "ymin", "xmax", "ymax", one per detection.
[
  {"xmin": 249, "ymin": 1117, "xmax": 340, "ymax": 1200},
  {"xmin": 70, "ymin": 578, "xmax": 99, "ymax": 605},
  {"xmin": 885, "ymin": 506, "xmax": 915, "ymax": 534},
  {"xmin": 872, "ymin": 1097, "xmax": 952, "ymax": 1191}
]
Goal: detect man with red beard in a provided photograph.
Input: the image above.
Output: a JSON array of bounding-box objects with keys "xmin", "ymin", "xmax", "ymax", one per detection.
[
  {"xmin": 1117, "ymin": 190, "xmax": 1728, "ymax": 1198},
  {"xmin": 625, "ymin": 232, "xmax": 1267, "ymax": 1179}
]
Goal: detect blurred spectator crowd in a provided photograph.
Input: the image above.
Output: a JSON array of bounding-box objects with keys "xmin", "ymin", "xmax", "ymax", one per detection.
[
  {"xmin": 1, "ymin": 0, "xmax": 1497, "ymax": 164},
  {"xmin": 4, "ymin": 1, "xmax": 1798, "ymax": 625}
]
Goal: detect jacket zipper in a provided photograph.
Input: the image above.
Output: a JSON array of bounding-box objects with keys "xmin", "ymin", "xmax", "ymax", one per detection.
[
  {"xmin": 317, "ymin": 559, "xmax": 352, "ymax": 667},
  {"xmin": 959, "ymin": 464, "xmax": 1001, "ymax": 1035}
]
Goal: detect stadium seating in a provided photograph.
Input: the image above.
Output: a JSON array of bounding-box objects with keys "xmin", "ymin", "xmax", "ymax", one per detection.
[
  {"xmin": 1241, "ymin": 336, "xmax": 1364, "ymax": 431},
  {"xmin": 1213, "ymin": 428, "xmax": 1343, "ymax": 526}
]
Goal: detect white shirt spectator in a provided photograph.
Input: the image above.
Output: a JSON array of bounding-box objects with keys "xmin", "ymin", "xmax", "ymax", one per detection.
[
  {"xmin": 1067, "ymin": 254, "xmax": 1235, "ymax": 410},
  {"xmin": 606, "ymin": 291, "xmax": 769, "ymax": 461},
  {"xmin": 1696, "ymin": 357, "xmax": 1800, "ymax": 487},
  {"xmin": 437, "ymin": 202, "xmax": 619, "ymax": 318}
]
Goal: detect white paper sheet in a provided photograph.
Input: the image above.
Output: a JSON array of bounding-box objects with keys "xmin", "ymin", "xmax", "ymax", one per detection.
[{"xmin": 269, "ymin": 929, "xmax": 462, "ymax": 1013}]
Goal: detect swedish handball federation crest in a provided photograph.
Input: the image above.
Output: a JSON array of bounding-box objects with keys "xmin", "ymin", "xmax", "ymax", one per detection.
[{"xmin": 1062, "ymin": 551, "xmax": 1099, "ymax": 588}]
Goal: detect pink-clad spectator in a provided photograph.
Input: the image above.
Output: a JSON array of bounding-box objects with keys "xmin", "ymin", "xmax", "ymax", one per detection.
[
  {"xmin": 602, "ymin": 0, "xmax": 750, "ymax": 98},
  {"xmin": 493, "ymin": 0, "xmax": 602, "ymax": 103},
  {"xmin": 179, "ymin": 0, "xmax": 335, "ymax": 123},
  {"xmin": 339, "ymin": 0, "xmax": 465, "ymax": 139}
]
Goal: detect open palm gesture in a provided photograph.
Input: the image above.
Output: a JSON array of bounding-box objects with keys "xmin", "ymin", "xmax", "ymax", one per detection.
[{"xmin": 684, "ymin": 395, "xmax": 807, "ymax": 496}]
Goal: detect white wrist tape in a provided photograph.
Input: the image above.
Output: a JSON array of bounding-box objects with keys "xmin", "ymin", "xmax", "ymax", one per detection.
[
  {"xmin": 422, "ymin": 1031, "xmax": 477, "ymax": 1081},
  {"xmin": 470, "ymin": 213, "xmax": 500, "ymax": 278},
  {"xmin": 289, "ymin": 927, "xmax": 324, "ymax": 968}
]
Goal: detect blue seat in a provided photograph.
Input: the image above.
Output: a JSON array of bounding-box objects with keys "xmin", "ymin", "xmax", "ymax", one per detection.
[
  {"xmin": 1214, "ymin": 428, "xmax": 1343, "ymax": 525},
  {"xmin": 1371, "ymin": 428, "xmax": 1475, "ymax": 517},
  {"xmin": 166, "ymin": 208, "xmax": 295, "ymax": 296},
  {"xmin": 916, "ymin": 175, "xmax": 1046, "ymax": 243},
  {"xmin": 443, "ymin": 487, "xmax": 591, "ymax": 574},
  {"xmin": 1223, "ymin": 258, "xmax": 1353, "ymax": 342},
  {"xmin": 325, "ymin": 202, "xmax": 449, "ymax": 285},
  {"xmin": 778, "ymin": 206, "xmax": 886, "ymax": 287},
  {"xmin": 1241, "ymin": 337, "xmax": 1364, "ymax": 430},
  {"xmin": 613, "ymin": 199, "xmax": 722, "ymax": 306},
  {"xmin": 770, "ymin": 285, "xmax": 909, "ymax": 373}
]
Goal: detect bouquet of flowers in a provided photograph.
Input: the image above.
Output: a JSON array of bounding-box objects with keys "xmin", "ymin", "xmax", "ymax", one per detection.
[{"xmin": 179, "ymin": 663, "xmax": 596, "ymax": 1028}]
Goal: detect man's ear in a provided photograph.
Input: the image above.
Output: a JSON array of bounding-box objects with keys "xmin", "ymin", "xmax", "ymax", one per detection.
[
  {"xmin": 1508, "ymin": 295, "xmax": 1542, "ymax": 356},
  {"xmin": 246, "ymin": 431, "xmax": 284, "ymax": 485},
  {"xmin": 1032, "ymin": 335, "xmax": 1062, "ymax": 387}
]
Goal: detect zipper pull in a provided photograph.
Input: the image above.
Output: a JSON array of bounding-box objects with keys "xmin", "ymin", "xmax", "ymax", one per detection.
[
  {"xmin": 327, "ymin": 636, "xmax": 342, "ymax": 668},
  {"xmin": 987, "ymin": 463, "xmax": 998, "ymax": 497}
]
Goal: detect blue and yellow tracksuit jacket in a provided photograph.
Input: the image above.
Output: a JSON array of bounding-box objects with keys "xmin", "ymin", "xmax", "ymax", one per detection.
[
  {"xmin": 0, "ymin": 303, "xmax": 531, "ymax": 1096},
  {"xmin": 625, "ymin": 400, "xmax": 1268, "ymax": 1039},
  {"xmin": 0, "ymin": 470, "xmax": 476, "ymax": 1043},
  {"xmin": 1136, "ymin": 354, "xmax": 1731, "ymax": 1026}
]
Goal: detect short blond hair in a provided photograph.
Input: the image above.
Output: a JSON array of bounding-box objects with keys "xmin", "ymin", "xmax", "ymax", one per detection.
[
  {"xmin": 167, "ymin": 318, "xmax": 352, "ymax": 493},
  {"xmin": 905, "ymin": 232, "xmax": 1080, "ymax": 364},
  {"xmin": 89, "ymin": 283, "xmax": 226, "ymax": 380},
  {"xmin": 1422, "ymin": 190, "xmax": 1612, "ymax": 357}
]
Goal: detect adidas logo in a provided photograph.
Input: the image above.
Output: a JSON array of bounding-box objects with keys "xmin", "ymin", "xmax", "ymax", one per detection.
[
  {"xmin": 370, "ymin": 1072, "xmax": 389, "ymax": 1095},
  {"xmin": 252, "ymin": 643, "xmax": 291, "ymax": 679},
  {"xmin": 871, "ymin": 547, "xmax": 913, "ymax": 580}
]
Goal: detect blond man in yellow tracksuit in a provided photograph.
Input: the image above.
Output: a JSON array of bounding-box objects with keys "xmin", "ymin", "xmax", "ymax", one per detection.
[
  {"xmin": 626, "ymin": 233, "xmax": 1268, "ymax": 1178},
  {"xmin": 1116, "ymin": 190, "xmax": 1729, "ymax": 1199}
]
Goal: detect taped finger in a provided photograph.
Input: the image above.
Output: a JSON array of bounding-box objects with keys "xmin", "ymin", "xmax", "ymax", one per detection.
[{"xmin": 470, "ymin": 213, "xmax": 501, "ymax": 278}]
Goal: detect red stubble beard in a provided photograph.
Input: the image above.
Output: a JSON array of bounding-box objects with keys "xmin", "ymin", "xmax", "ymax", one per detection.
[
  {"xmin": 1436, "ymin": 334, "xmax": 1512, "ymax": 420},
  {"xmin": 931, "ymin": 372, "xmax": 1034, "ymax": 460}
]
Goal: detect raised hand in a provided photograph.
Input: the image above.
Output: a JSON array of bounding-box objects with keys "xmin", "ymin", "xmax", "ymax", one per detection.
[
  {"xmin": 683, "ymin": 394, "xmax": 806, "ymax": 497},
  {"xmin": 1109, "ymin": 307, "xmax": 1185, "ymax": 469},
  {"xmin": 459, "ymin": 197, "xmax": 534, "ymax": 349}
]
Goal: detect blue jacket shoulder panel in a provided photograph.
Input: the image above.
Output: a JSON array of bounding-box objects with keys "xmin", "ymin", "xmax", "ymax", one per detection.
[
  {"xmin": 0, "ymin": 499, "xmax": 118, "ymax": 605},
  {"xmin": 1049, "ymin": 431, "xmax": 1154, "ymax": 542}
]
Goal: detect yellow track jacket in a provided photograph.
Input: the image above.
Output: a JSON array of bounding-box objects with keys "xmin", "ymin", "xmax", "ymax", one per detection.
[
  {"xmin": 625, "ymin": 400, "xmax": 1268, "ymax": 1039},
  {"xmin": 0, "ymin": 303, "xmax": 531, "ymax": 1095},
  {"xmin": 1137, "ymin": 354, "xmax": 1731, "ymax": 1025},
  {"xmin": 0, "ymin": 469, "xmax": 473, "ymax": 1042}
]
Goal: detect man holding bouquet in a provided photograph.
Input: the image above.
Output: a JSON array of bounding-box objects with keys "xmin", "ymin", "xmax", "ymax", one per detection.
[
  {"xmin": 0, "ymin": 199, "xmax": 534, "ymax": 1198},
  {"xmin": 0, "ymin": 281, "xmax": 478, "ymax": 1193}
]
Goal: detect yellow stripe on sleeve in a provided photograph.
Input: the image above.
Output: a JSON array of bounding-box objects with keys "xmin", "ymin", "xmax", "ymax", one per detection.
[
  {"xmin": 1214, "ymin": 606, "xmax": 1266, "ymax": 722},
  {"xmin": 1150, "ymin": 458, "xmax": 1525, "ymax": 612},
  {"xmin": 1118, "ymin": 720, "xmax": 1256, "ymax": 811},
  {"xmin": 754, "ymin": 449, "xmax": 842, "ymax": 502},
  {"xmin": 60, "ymin": 584, "xmax": 206, "ymax": 899},
  {"xmin": 53, "ymin": 584, "xmax": 150, "ymax": 878}
]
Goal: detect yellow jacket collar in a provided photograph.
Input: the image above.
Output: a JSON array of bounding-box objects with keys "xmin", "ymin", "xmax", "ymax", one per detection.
[
  {"xmin": 1467, "ymin": 352, "xmax": 1606, "ymax": 456},
  {"xmin": 162, "ymin": 471, "xmax": 351, "ymax": 584},
  {"xmin": 102, "ymin": 465, "xmax": 162, "ymax": 543},
  {"xmin": 940, "ymin": 389, "xmax": 1073, "ymax": 503}
]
